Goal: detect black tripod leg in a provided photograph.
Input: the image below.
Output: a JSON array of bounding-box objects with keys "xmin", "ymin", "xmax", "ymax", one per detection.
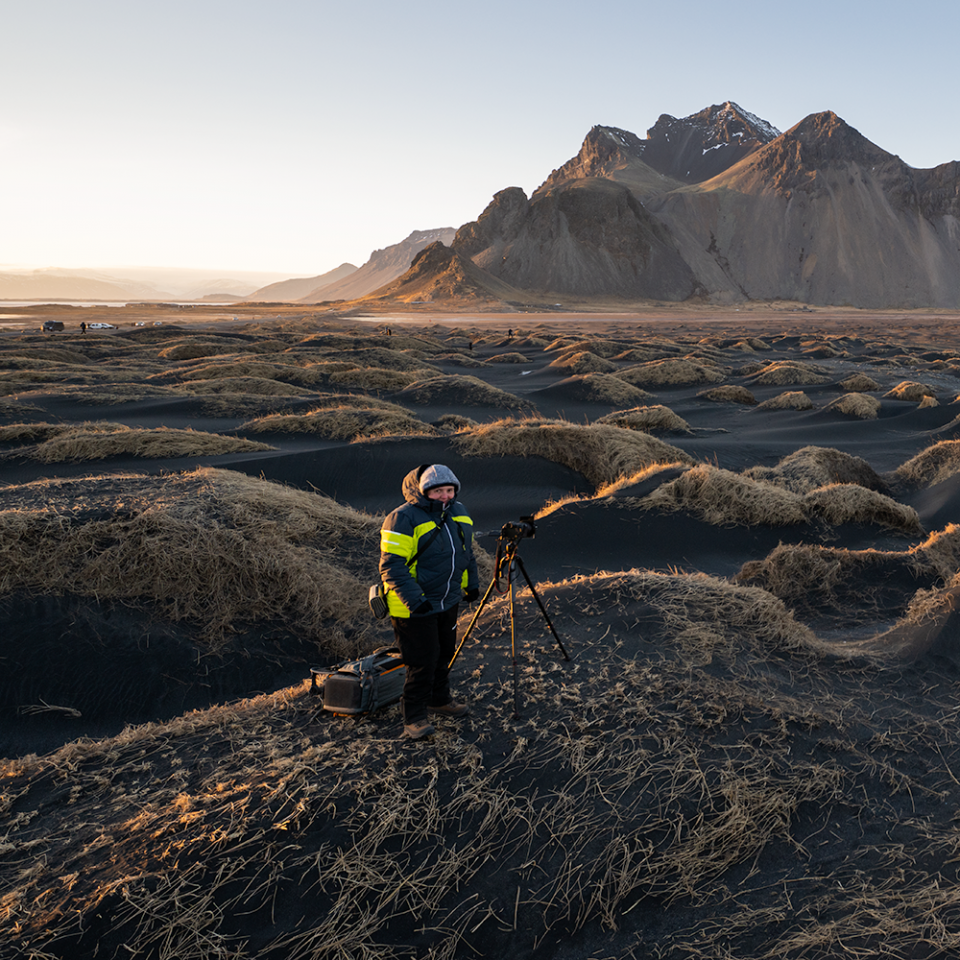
[
  {"xmin": 514, "ymin": 555, "xmax": 571, "ymax": 661},
  {"xmin": 448, "ymin": 572, "xmax": 499, "ymax": 670},
  {"xmin": 509, "ymin": 562, "xmax": 521, "ymax": 719}
]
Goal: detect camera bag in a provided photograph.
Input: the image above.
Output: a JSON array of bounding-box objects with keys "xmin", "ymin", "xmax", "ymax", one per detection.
[{"xmin": 312, "ymin": 646, "xmax": 406, "ymax": 715}]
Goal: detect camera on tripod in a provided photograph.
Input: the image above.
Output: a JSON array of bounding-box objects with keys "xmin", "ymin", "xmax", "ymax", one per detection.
[{"xmin": 500, "ymin": 515, "xmax": 536, "ymax": 542}]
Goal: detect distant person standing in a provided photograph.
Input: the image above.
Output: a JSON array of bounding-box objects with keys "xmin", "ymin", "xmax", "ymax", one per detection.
[
  {"xmin": 379, "ymin": 464, "xmax": 479, "ymax": 739},
  {"xmin": 80, "ymin": 322, "xmax": 86, "ymax": 334}
]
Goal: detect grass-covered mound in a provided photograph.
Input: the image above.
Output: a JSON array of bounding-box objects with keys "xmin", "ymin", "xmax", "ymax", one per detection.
[
  {"xmin": 756, "ymin": 390, "xmax": 814, "ymax": 411},
  {"xmin": 698, "ymin": 384, "xmax": 758, "ymax": 404},
  {"xmin": 4, "ymin": 424, "xmax": 275, "ymax": 462},
  {"xmin": 744, "ymin": 446, "xmax": 886, "ymax": 494},
  {"xmin": 747, "ymin": 360, "xmax": 832, "ymax": 385},
  {"xmin": 0, "ymin": 468, "xmax": 380, "ymax": 646},
  {"xmin": 241, "ymin": 405, "xmax": 439, "ymax": 440},
  {"xmin": 596, "ymin": 404, "xmax": 692, "ymax": 433},
  {"xmin": 393, "ymin": 375, "xmax": 530, "ymax": 409},
  {"xmin": 894, "ymin": 440, "xmax": 960, "ymax": 488},
  {"xmin": 884, "ymin": 380, "xmax": 937, "ymax": 402},
  {"xmin": 548, "ymin": 350, "xmax": 618, "ymax": 373},
  {"xmin": 824, "ymin": 393, "xmax": 881, "ymax": 418},
  {"xmin": 640, "ymin": 465, "xmax": 920, "ymax": 533},
  {"xmin": 5, "ymin": 568, "xmax": 960, "ymax": 960},
  {"xmin": 534, "ymin": 373, "xmax": 654, "ymax": 406},
  {"xmin": 453, "ymin": 418, "xmax": 694, "ymax": 488},
  {"xmin": 617, "ymin": 358, "xmax": 727, "ymax": 387}
]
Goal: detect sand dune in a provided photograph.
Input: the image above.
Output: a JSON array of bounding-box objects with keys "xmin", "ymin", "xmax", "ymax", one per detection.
[{"xmin": 4, "ymin": 309, "xmax": 960, "ymax": 960}]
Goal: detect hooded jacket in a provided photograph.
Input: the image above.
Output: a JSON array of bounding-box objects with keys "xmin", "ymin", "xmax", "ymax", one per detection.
[{"xmin": 379, "ymin": 466, "xmax": 479, "ymax": 618}]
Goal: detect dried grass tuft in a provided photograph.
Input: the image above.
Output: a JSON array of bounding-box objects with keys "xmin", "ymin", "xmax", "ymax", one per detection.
[
  {"xmin": 825, "ymin": 392, "xmax": 881, "ymax": 418},
  {"xmin": 642, "ymin": 464, "xmax": 807, "ymax": 526},
  {"xmin": 756, "ymin": 390, "xmax": 814, "ymax": 411},
  {"xmin": 744, "ymin": 446, "xmax": 884, "ymax": 494},
  {"xmin": 884, "ymin": 380, "xmax": 937, "ymax": 402},
  {"xmin": 548, "ymin": 351, "xmax": 618, "ymax": 374},
  {"xmin": 617, "ymin": 358, "xmax": 727, "ymax": 387},
  {"xmin": 0, "ymin": 467, "xmax": 382, "ymax": 647},
  {"xmin": 802, "ymin": 484, "xmax": 924, "ymax": 534},
  {"xmin": 895, "ymin": 440, "xmax": 960, "ymax": 488},
  {"xmin": 241, "ymin": 405, "xmax": 438, "ymax": 439},
  {"xmin": 596, "ymin": 405, "xmax": 692, "ymax": 433},
  {"xmin": 838, "ymin": 372, "xmax": 880, "ymax": 392},
  {"xmin": 395, "ymin": 375, "xmax": 529, "ymax": 409},
  {"xmin": 543, "ymin": 373, "xmax": 653, "ymax": 405},
  {"xmin": 748, "ymin": 361, "xmax": 832, "ymax": 385},
  {"xmin": 452, "ymin": 418, "xmax": 693, "ymax": 488},
  {"xmin": 698, "ymin": 384, "xmax": 757, "ymax": 405},
  {"xmin": 24, "ymin": 426, "xmax": 275, "ymax": 462}
]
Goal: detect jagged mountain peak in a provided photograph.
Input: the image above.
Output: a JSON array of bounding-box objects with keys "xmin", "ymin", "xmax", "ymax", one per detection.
[
  {"xmin": 783, "ymin": 110, "xmax": 893, "ymax": 164},
  {"xmin": 542, "ymin": 103, "xmax": 782, "ymax": 192},
  {"xmin": 641, "ymin": 101, "xmax": 782, "ymax": 183}
]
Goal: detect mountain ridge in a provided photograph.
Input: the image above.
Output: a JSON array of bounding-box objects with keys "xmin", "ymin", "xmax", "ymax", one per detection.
[{"xmin": 427, "ymin": 103, "xmax": 960, "ymax": 309}]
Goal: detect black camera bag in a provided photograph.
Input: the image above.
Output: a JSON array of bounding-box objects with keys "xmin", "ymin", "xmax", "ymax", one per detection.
[{"xmin": 312, "ymin": 646, "xmax": 406, "ymax": 715}]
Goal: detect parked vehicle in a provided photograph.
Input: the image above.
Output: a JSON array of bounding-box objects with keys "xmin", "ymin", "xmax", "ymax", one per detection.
[{"xmin": 41, "ymin": 320, "xmax": 64, "ymax": 332}]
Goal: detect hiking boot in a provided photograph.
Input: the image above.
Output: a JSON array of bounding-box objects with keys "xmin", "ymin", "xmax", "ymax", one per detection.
[
  {"xmin": 402, "ymin": 720, "xmax": 436, "ymax": 740},
  {"xmin": 430, "ymin": 701, "xmax": 469, "ymax": 718}
]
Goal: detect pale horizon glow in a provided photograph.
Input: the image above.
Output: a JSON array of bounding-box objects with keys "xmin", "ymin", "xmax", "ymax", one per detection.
[{"xmin": 3, "ymin": 0, "xmax": 958, "ymax": 282}]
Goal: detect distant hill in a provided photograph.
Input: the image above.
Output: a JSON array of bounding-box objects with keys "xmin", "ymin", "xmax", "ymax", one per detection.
[
  {"xmin": 247, "ymin": 263, "xmax": 358, "ymax": 302},
  {"xmin": 0, "ymin": 267, "xmax": 296, "ymax": 302},
  {"xmin": 358, "ymin": 241, "xmax": 526, "ymax": 308},
  {"xmin": 447, "ymin": 101, "xmax": 960, "ymax": 309},
  {"xmin": 0, "ymin": 270, "xmax": 173, "ymax": 301},
  {"xmin": 299, "ymin": 228, "xmax": 456, "ymax": 302}
]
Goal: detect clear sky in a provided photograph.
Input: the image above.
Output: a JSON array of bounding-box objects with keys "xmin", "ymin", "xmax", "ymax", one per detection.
[{"xmin": 3, "ymin": 0, "xmax": 957, "ymax": 279}]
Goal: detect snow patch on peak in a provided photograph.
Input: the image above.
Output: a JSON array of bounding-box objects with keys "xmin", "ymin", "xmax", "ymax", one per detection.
[{"xmin": 720, "ymin": 100, "xmax": 781, "ymax": 140}]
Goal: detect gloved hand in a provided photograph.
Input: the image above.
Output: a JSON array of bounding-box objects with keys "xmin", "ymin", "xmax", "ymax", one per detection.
[
  {"xmin": 412, "ymin": 600, "xmax": 433, "ymax": 616},
  {"xmin": 463, "ymin": 588, "xmax": 479, "ymax": 603}
]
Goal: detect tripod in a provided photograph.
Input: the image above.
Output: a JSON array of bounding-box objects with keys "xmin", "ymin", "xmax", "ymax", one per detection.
[{"xmin": 450, "ymin": 529, "xmax": 570, "ymax": 718}]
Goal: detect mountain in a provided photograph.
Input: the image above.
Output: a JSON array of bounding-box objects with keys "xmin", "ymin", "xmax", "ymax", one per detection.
[
  {"xmin": 0, "ymin": 269, "xmax": 174, "ymax": 301},
  {"xmin": 0, "ymin": 266, "xmax": 297, "ymax": 302},
  {"xmin": 359, "ymin": 241, "xmax": 526, "ymax": 307},
  {"xmin": 247, "ymin": 263, "xmax": 358, "ymax": 302},
  {"xmin": 446, "ymin": 102, "xmax": 960, "ymax": 309},
  {"xmin": 299, "ymin": 228, "xmax": 456, "ymax": 302}
]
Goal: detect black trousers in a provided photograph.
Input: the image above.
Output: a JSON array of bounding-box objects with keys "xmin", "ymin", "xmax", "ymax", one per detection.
[{"xmin": 392, "ymin": 605, "xmax": 459, "ymax": 724}]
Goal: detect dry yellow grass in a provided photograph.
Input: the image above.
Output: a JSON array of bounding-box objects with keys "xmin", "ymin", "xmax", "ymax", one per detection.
[
  {"xmin": 395, "ymin": 375, "xmax": 529, "ymax": 408},
  {"xmin": 617, "ymin": 358, "xmax": 727, "ymax": 387},
  {"xmin": 328, "ymin": 367, "xmax": 428, "ymax": 391},
  {"xmin": 744, "ymin": 446, "xmax": 884, "ymax": 494},
  {"xmin": 452, "ymin": 417, "xmax": 693, "ymax": 488},
  {"xmin": 884, "ymin": 380, "xmax": 937, "ymax": 402},
  {"xmin": 547, "ymin": 373, "xmax": 653, "ymax": 405},
  {"xmin": 642, "ymin": 464, "xmax": 808, "ymax": 526},
  {"xmin": 487, "ymin": 352, "xmax": 532, "ymax": 364},
  {"xmin": 174, "ymin": 376, "xmax": 317, "ymax": 396},
  {"xmin": 895, "ymin": 440, "xmax": 960, "ymax": 487},
  {"xmin": 596, "ymin": 405, "xmax": 692, "ymax": 433},
  {"xmin": 27, "ymin": 426, "xmax": 276, "ymax": 462},
  {"xmin": 240, "ymin": 405, "xmax": 439, "ymax": 440},
  {"xmin": 838, "ymin": 372, "xmax": 881, "ymax": 392},
  {"xmin": 698, "ymin": 384, "xmax": 757, "ymax": 404},
  {"xmin": 0, "ymin": 468, "xmax": 382, "ymax": 648},
  {"xmin": 158, "ymin": 342, "xmax": 237, "ymax": 361},
  {"xmin": 748, "ymin": 360, "xmax": 832, "ymax": 385},
  {"xmin": 802, "ymin": 483, "xmax": 924, "ymax": 534},
  {"xmin": 756, "ymin": 390, "xmax": 814, "ymax": 410},
  {"xmin": 548, "ymin": 351, "xmax": 618, "ymax": 374},
  {"xmin": 825, "ymin": 392, "xmax": 881, "ymax": 418}
]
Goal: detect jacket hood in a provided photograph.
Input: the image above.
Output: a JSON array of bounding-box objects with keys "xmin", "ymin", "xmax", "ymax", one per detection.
[{"xmin": 402, "ymin": 463, "xmax": 460, "ymax": 508}]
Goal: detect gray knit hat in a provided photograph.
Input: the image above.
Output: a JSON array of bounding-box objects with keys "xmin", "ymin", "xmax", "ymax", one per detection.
[{"xmin": 418, "ymin": 463, "xmax": 460, "ymax": 494}]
